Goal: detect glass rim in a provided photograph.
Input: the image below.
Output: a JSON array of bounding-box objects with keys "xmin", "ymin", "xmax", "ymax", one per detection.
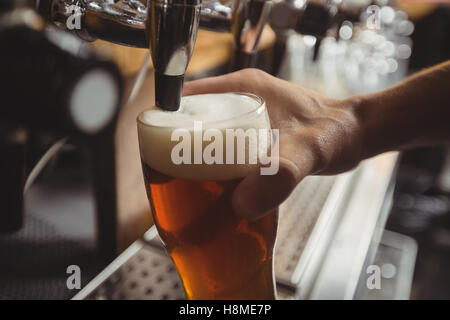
[{"xmin": 136, "ymin": 92, "xmax": 266, "ymax": 129}]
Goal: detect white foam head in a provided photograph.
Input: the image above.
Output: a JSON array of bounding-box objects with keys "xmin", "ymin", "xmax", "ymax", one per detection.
[{"xmin": 137, "ymin": 93, "xmax": 271, "ymax": 181}]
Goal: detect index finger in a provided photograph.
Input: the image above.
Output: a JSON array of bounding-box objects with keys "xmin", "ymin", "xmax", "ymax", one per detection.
[{"xmin": 183, "ymin": 69, "xmax": 262, "ymax": 97}]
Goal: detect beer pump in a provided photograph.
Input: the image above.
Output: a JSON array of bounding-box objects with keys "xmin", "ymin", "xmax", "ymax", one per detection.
[
  {"xmin": 269, "ymin": 0, "xmax": 371, "ymax": 64},
  {"xmin": 39, "ymin": 0, "xmax": 373, "ymax": 104},
  {"xmin": 38, "ymin": 0, "xmax": 273, "ymax": 109},
  {"xmin": 0, "ymin": 1, "xmax": 123, "ymax": 261}
]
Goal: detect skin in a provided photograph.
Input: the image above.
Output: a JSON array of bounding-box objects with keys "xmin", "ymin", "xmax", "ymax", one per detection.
[{"xmin": 183, "ymin": 60, "xmax": 450, "ymax": 219}]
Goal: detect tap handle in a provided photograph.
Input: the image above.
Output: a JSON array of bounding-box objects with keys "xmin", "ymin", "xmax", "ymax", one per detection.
[
  {"xmin": 295, "ymin": 2, "xmax": 334, "ymax": 39},
  {"xmin": 231, "ymin": 49, "xmax": 258, "ymax": 71},
  {"xmin": 231, "ymin": 0, "xmax": 272, "ymax": 70}
]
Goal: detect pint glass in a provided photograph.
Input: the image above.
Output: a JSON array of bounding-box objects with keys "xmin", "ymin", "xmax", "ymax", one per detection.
[{"xmin": 137, "ymin": 93, "xmax": 278, "ymax": 300}]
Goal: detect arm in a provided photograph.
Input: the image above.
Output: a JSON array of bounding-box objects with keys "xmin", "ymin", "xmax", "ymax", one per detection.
[
  {"xmin": 183, "ymin": 60, "xmax": 450, "ymax": 219},
  {"xmin": 356, "ymin": 60, "xmax": 450, "ymax": 159}
]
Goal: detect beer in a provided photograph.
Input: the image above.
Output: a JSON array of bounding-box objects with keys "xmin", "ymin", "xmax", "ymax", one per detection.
[{"xmin": 137, "ymin": 93, "xmax": 278, "ymax": 300}]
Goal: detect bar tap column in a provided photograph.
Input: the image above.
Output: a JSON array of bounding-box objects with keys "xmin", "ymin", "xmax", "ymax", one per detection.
[{"xmin": 147, "ymin": 0, "xmax": 201, "ymax": 111}]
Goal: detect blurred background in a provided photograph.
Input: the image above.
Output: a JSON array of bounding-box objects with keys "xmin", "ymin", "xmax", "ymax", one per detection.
[{"xmin": 0, "ymin": 0, "xmax": 449, "ymax": 300}]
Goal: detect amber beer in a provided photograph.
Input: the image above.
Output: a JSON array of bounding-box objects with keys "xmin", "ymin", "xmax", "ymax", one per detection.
[{"xmin": 137, "ymin": 93, "xmax": 278, "ymax": 300}]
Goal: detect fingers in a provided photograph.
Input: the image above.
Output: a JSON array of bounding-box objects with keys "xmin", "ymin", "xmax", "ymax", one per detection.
[
  {"xmin": 183, "ymin": 73, "xmax": 240, "ymax": 96},
  {"xmin": 183, "ymin": 75, "xmax": 231, "ymax": 96},
  {"xmin": 183, "ymin": 68, "xmax": 267, "ymax": 97},
  {"xmin": 231, "ymin": 134, "xmax": 319, "ymax": 219},
  {"xmin": 231, "ymin": 158, "xmax": 303, "ymax": 219},
  {"xmin": 182, "ymin": 69, "xmax": 310, "ymax": 219}
]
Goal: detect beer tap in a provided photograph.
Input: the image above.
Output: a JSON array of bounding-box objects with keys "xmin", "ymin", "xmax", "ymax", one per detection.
[
  {"xmin": 230, "ymin": 0, "xmax": 272, "ymax": 70},
  {"xmin": 269, "ymin": 0, "xmax": 369, "ymax": 61},
  {"xmin": 38, "ymin": 1, "xmax": 272, "ymax": 53},
  {"xmin": 38, "ymin": 0, "xmax": 377, "ymax": 64},
  {"xmin": 147, "ymin": 0, "xmax": 201, "ymax": 111},
  {"xmin": 38, "ymin": 0, "xmax": 374, "ymax": 104},
  {"xmin": 38, "ymin": 0, "xmax": 273, "ymax": 109}
]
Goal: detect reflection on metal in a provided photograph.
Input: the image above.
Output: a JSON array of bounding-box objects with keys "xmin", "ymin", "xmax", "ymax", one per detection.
[{"xmin": 42, "ymin": 0, "xmax": 240, "ymax": 48}]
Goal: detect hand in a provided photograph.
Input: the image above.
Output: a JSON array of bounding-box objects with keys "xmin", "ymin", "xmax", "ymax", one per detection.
[{"xmin": 183, "ymin": 69, "xmax": 364, "ymax": 219}]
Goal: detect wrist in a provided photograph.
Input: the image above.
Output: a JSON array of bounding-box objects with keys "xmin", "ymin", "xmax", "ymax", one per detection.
[{"xmin": 342, "ymin": 94, "xmax": 372, "ymax": 161}]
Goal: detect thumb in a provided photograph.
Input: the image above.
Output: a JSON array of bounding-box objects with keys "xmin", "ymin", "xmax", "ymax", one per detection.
[{"xmin": 231, "ymin": 158, "xmax": 302, "ymax": 219}]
